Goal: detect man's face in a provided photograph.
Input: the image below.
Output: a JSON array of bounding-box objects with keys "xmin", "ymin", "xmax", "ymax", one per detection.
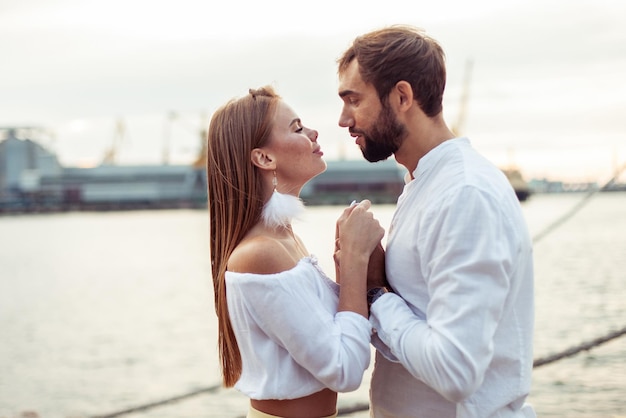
[{"xmin": 338, "ymin": 60, "xmax": 406, "ymax": 162}]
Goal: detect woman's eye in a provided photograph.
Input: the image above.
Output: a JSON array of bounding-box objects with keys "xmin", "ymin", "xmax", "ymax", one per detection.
[{"xmin": 295, "ymin": 126, "xmax": 303, "ymax": 133}]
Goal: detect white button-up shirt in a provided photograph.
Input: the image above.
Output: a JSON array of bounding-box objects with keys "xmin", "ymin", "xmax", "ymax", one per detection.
[{"xmin": 370, "ymin": 138, "xmax": 536, "ymax": 417}]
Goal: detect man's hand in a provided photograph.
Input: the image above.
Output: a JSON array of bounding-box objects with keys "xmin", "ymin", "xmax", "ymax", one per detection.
[{"xmin": 367, "ymin": 242, "xmax": 388, "ymax": 290}]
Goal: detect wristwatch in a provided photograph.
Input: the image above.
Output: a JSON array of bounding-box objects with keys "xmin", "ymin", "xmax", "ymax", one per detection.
[{"xmin": 367, "ymin": 286, "xmax": 392, "ymax": 309}]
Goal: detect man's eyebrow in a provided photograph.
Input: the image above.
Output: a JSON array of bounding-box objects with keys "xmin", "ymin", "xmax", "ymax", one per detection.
[{"xmin": 338, "ymin": 89, "xmax": 357, "ymax": 98}]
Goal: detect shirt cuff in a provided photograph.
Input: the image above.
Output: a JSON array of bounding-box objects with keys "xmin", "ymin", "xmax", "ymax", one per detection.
[
  {"xmin": 369, "ymin": 292, "xmax": 425, "ymax": 361},
  {"xmin": 369, "ymin": 292, "xmax": 401, "ymax": 361}
]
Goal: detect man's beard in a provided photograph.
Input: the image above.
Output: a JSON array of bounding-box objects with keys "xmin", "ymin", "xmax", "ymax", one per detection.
[{"xmin": 358, "ymin": 104, "xmax": 406, "ymax": 162}]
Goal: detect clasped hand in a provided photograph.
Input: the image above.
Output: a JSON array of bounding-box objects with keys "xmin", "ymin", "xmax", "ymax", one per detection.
[{"xmin": 334, "ymin": 200, "xmax": 387, "ymax": 288}]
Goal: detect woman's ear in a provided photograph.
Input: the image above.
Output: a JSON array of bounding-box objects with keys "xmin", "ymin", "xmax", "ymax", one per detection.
[{"xmin": 251, "ymin": 148, "xmax": 276, "ymax": 170}]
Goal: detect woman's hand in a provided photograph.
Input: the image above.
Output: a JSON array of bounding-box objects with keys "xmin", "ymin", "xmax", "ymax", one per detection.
[
  {"xmin": 334, "ymin": 200, "xmax": 385, "ymax": 316},
  {"xmin": 334, "ymin": 200, "xmax": 385, "ymax": 284}
]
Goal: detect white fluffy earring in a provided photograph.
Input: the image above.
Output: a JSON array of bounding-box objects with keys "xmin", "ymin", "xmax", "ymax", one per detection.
[{"xmin": 261, "ymin": 171, "xmax": 306, "ymax": 229}]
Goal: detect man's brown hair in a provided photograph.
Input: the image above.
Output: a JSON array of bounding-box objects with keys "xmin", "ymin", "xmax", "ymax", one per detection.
[{"xmin": 338, "ymin": 25, "xmax": 447, "ymax": 117}]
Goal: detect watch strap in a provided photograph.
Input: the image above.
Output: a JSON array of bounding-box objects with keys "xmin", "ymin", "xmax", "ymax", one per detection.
[{"xmin": 367, "ymin": 286, "xmax": 391, "ymax": 308}]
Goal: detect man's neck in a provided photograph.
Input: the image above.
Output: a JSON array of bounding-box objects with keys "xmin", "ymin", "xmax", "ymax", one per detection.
[{"xmin": 396, "ymin": 118, "xmax": 455, "ymax": 176}]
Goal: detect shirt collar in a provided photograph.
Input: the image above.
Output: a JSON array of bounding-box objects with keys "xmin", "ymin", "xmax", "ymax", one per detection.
[{"xmin": 410, "ymin": 137, "xmax": 469, "ymax": 181}]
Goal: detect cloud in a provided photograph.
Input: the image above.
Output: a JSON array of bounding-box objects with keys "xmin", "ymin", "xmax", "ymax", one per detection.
[{"xmin": 1, "ymin": 0, "xmax": 625, "ymax": 179}]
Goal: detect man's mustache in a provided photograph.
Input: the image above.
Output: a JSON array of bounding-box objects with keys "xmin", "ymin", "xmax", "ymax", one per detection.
[{"xmin": 349, "ymin": 128, "xmax": 365, "ymax": 136}]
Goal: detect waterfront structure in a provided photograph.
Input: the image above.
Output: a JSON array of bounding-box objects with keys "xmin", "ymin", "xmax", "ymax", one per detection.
[
  {"xmin": 302, "ymin": 159, "xmax": 405, "ymax": 205},
  {"xmin": 2, "ymin": 127, "xmax": 547, "ymax": 213},
  {"xmin": 0, "ymin": 127, "xmax": 63, "ymax": 210},
  {"xmin": 0, "ymin": 128, "xmax": 405, "ymax": 213},
  {"xmin": 502, "ymin": 168, "xmax": 531, "ymax": 201},
  {"xmin": 43, "ymin": 164, "xmax": 207, "ymax": 210},
  {"xmin": 0, "ymin": 127, "xmax": 206, "ymax": 212}
]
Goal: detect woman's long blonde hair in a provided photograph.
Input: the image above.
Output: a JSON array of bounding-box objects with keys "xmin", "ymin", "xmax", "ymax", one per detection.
[{"xmin": 206, "ymin": 86, "xmax": 280, "ymax": 386}]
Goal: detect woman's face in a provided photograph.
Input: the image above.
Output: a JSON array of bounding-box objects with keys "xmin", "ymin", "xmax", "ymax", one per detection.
[{"xmin": 266, "ymin": 100, "xmax": 327, "ymax": 193}]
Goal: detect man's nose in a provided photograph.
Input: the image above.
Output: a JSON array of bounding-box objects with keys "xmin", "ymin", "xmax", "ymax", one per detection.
[{"xmin": 338, "ymin": 109, "xmax": 353, "ymax": 128}]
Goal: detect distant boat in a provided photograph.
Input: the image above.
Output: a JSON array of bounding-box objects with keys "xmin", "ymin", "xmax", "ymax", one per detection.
[{"xmin": 503, "ymin": 168, "xmax": 531, "ymax": 202}]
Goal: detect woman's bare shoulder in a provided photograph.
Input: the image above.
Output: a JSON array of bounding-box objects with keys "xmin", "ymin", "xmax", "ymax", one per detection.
[{"xmin": 228, "ymin": 235, "xmax": 296, "ymax": 275}]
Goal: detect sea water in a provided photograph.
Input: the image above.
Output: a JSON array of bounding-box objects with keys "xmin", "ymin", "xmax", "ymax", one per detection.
[{"xmin": 0, "ymin": 193, "xmax": 624, "ymax": 418}]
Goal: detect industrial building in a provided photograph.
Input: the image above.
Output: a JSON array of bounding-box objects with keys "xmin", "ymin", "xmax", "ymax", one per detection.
[{"xmin": 0, "ymin": 127, "xmax": 405, "ymax": 213}]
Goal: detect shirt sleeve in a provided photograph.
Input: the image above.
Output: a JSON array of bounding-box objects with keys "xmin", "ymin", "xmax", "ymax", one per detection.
[
  {"xmin": 370, "ymin": 186, "xmax": 519, "ymax": 403},
  {"xmin": 231, "ymin": 264, "xmax": 372, "ymax": 392}
]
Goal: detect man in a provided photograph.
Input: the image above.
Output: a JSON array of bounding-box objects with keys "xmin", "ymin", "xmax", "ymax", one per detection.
[{"xmin": 337, "ymin": 25, "xmax": 536, "ymax": 417}]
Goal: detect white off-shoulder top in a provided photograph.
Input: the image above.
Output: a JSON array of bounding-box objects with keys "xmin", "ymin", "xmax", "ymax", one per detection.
[{"xmin": 225, "ymin": 256, "xmax": 372, "ymax": 400}]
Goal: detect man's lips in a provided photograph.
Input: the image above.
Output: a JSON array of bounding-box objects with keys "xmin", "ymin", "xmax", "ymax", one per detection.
[
  {"xmin": 350, "ymin": 133, "xmax": 364, "ymax": 145},
  {"xmin": 350, "ymin": 130, "xmax": 364, "ymax": 142}
]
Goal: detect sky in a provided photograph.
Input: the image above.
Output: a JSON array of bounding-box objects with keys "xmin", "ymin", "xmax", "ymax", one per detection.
[{"xmin": 1, "ymin": 0, "xmax": 625, "ymax": 183}]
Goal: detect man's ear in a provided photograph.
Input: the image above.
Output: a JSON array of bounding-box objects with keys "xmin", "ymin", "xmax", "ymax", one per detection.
[
  {"xmin": 251, "ymin": 148, "xmax": 276, "ymax": 170},
  {"xmin": 394, "ymin": 81, "xmax": 414, "ymax": 112}
]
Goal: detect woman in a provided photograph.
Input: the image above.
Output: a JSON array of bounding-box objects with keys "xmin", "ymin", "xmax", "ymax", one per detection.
[{"xmin": 206, "ymin": 86, "xmax": 384, "ymax": 418}]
